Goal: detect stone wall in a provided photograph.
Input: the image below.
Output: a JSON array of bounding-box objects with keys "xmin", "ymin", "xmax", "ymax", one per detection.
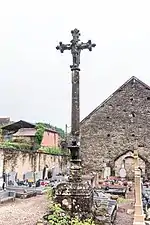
[
  {"xmin": 80, "ymin": 77, "xmax": 150, "ymax": 177},
  {"xmin": 0, "ymin": 148, "xmax": 69, "ymax": 180}
]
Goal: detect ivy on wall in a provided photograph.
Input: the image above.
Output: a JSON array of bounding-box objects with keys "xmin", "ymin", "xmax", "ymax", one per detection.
[
  {"xmin": 35, "ymin": 123, "xmax": 45, "ymax": 145},
  {"xmin": 39, "ymin": 146, "xmax": 69, "ymax": 156},
  {"xmin": 37, "ymin": 122, "xmax": 65, "ymax": 139}
]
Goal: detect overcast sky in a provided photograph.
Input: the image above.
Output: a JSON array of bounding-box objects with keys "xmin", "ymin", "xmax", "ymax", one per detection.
[{"xmin": 0, "ymin": 0, "xmax": 150, "ymax": 129}]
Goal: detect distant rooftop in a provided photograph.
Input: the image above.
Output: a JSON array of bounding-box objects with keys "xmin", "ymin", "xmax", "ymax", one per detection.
[
  {"xmin": 13, "ymin": 128, "xmax": 36, "ymax": 137},
  {"xmin": 1, "ymin": 120, "xmax": 57, "ymax": 133}
]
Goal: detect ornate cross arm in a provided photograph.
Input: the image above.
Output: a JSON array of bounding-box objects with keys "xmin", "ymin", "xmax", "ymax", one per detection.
[
  {"xmin": 79, "ymin": 40, "xmax": 96, "ymax": 51},
  {"xmin": 56, "ymin": 42, "xmax": 71, "ymax": 53},
  {"xmin": 56, "ymin": 28, "xmax": 96, "ymax": 71}
]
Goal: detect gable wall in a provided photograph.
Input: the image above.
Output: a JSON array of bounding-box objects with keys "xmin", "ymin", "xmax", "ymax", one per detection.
[
  {"xmin": 41, "ymin": 131, "xmax": 58, "ymax": 147},
  {"xmin": 80, "ymin": 78, "xmax": 150, "ymax": 176}
]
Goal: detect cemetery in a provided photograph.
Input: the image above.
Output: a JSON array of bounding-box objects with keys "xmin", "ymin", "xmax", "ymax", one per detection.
[
  {"xmin": 35, "ymin": 28, "xmax": 136, "ymax": 225},
  {"xmin": 0, "ymin": 29, "xmax": 149, "ymax": 225}
]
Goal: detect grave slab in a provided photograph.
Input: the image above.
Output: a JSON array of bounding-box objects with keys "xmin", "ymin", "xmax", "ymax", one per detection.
[
  {"xmin": 6, "ymin": 186, "xmax": 37, "ymax": 199},
  {"xmin": 0, "ymin": 190, "xmax": 16, "ymax": 203}
]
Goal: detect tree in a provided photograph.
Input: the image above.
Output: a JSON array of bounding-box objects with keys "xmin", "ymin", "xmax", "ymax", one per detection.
[
  {"xmin": 36, "ymin": 122, "xmax": 65, "ymax": 139},
  {"xmin": 35, "ymin": 123, "xmax": 45, "ymax": 145}
]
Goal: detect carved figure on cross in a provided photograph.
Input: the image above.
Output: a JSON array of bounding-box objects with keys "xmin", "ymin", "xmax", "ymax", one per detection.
[{"xmin": 56, "ymin": 28, "xmax": 96, "ymax": 71}]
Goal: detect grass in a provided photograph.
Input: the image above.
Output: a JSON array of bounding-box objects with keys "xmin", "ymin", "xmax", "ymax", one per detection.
[{"xmin": 117, "ymin": 197, "xmax": 130, "ymax": 204}]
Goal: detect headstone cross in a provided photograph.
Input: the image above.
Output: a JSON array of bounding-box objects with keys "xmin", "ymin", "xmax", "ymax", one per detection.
[{"xmin": 56, "ymin": 28, "xmax": 96, "ymax": 71}]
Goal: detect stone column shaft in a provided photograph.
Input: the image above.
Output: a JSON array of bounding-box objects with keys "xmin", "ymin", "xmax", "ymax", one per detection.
[
  {"xmin": 133, "ymin": 163, "xmax": 145, "ymax": 224},
  {"xmin": 71, "ymin": 70, "xmax": 80, "ymax": 139}
]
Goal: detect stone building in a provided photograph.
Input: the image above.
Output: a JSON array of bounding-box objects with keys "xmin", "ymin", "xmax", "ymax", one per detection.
[
  {"xmin": 1, "ymin": 120, "xmax": 59, "ymax": 148},
  {"xmin": 80, "ymin": 76, "xmax": 150, "ymax": 179}
]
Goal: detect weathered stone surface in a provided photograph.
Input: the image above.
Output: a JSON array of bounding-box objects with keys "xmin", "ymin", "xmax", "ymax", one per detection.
[
  {"xmin": 80, "ymin": 77, "xmax": 150, "ymax": 177},
  {"xmin": 6, "ymin": 186, "xmax": 37, "ymax": 199},
  {"xmin": 55, "ymin": 181, "xmax": 93, "ymax": 217},
  {"xmin": 92, "ymin": 190, "xmax": 117, "ymax": 225},
  {"xmin": 0, "ymin": 190, "xmax": 16, "ymax": 203},
  {"xmin": 127, "ymin": 209, "xmax": 134, "ymax": 215}
]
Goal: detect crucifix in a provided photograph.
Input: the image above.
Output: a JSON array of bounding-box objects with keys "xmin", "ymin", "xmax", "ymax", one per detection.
[
  {"xmin": 56, "ymin": 28, "xmax": 96, "ymax": 71},
  {"xmin": 56, "ymin": 29, "xmax": 96, "ymax": 180}
]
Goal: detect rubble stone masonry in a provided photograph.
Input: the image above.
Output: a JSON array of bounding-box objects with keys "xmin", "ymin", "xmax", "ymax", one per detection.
[{"xmin": 80, "ymin": 77, "xmax": 150, "ymax": 177}]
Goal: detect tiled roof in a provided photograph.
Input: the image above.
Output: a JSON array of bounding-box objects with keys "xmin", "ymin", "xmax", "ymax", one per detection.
[
  {"xmin": 1, "ymin": 120, "xmax": 57, "ymax": 133},
  {"xmin": 13, "ymin": 128, "xmax": 36, "ymax": 137}
]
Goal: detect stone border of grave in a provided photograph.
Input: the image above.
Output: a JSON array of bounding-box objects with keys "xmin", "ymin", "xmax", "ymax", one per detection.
[
  {"xmin": 0, "ymin": 190, "xmax": 16, "ymax": 203},
  {"xmin": 6, "ymin": 186, "xmax": 37, "ymax": 199},
  {"xmin": 92, "ymin": 190, "xmax": 118, "ymax": 224}
]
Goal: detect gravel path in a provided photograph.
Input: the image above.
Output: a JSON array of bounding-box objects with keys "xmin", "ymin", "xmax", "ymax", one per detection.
[
  {"xmin": 114, "ymin": 202, "xmax": 134, "ymax": 225},
  {"xmin": 0, "ymin": 195, "xmax": 48, "ymax": 225},
  {"xmin": 0, "ymin": 191, "xmax": 135, "ymax": 225},
  {"xmin": 114, "ymin": 190, "xmax": 134, "ymax": 225}
]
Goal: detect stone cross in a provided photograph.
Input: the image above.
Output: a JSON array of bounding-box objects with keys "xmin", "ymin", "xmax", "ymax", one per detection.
[
  {"xmin": 56, "ymin": 28, "xmax": 96, "ymax": 71},
  {"xmin": 56, "ymin": 29, "xmax": 96, "ymax": 181},
  {"xmin": 55, "ymin": 29, "xmax": 96, "ymax": 217}
]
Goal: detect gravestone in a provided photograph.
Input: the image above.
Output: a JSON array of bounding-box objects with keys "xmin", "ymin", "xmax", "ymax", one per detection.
[
  {"xmin": 35, "ymin": 171, "xmax": 42, "ymax": 181},
  {"xmin": 104, "ymin": 167, "xmax": 111, "ymax": 179},
  {"xmin": 119, "ymin": 168, "xmax": 127, "ymax": 178},
  {"xmin": 24, "ymin": 172, "xmax": 34, "ymax": 182},
  {"xmin": 93, "ymin": 191, "xmax": 117, "ymax": 224},
  {"xmin": 8, "ymin": 172, "xmax": 17, "ymax": 185},
  {"xmin": 52, "ymin": 166, "xmax": 60, "ymax": 178}
]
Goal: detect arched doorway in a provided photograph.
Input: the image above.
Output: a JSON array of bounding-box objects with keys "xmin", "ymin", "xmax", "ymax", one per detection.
[{"xmin": 114, "ymin": 150, "xmax": 146, "ymax": 180}]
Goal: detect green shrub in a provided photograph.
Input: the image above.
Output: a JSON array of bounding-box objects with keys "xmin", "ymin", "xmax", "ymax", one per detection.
[
  {"xmin": 39, "ymin": 146, "xmax": 69, "ymax": 156},
  {"xmin": 47, "ymin": 204, "xmax": 95, "ymax": 225},
  {"xmin": 45, "ymin": 188, "xmax": 95, "ymax": 225},
  {"xmin": 35, "ymin": 123, "xmax": 45, "ymax": 145},
  {"xmin": 71, "ymin": 218, "xmax": 95, "ymax": 225},
  {"xmin": 0, "ymin": 129, "xmax": 2, "ymax": 142},
  {"xmin": 0, "ymin": 141, "xmax": 32, "ymax": 150},
  {"xmin": 36, "ymin": 122, "xmax": 65, "ymax": 139},
  {"xmin": 12, "ymin": 138, "xmax": 29, "ymax": 144},
  {"xmin": 48, "ymin": 203, "xmax": 70, "ymax": 225}
]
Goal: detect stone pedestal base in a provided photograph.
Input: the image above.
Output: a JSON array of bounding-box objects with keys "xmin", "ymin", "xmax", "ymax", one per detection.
[
  {"xmin": 133, "ymin": 214, "xmax": 145, "ymax": 224},
  {"xmin": 55, "ymin": 181, "xmax": 93, "ymax": 217},
  {"xmin": 133, "ymin": 221, "xmax": 145, "ymax": 225},
  {"xmin": 133, "ymin": 204, "xmax": 145, "ymax": 225},
  {"xmin": 133, "ymin": 215, "xmax": 145, "ymax": 225}
]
